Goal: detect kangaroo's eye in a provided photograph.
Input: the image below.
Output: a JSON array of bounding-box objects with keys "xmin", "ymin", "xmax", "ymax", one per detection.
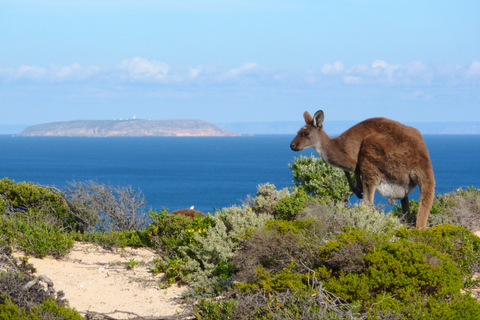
[{"xmin": 303, "ymin": 132, "xmax": 309, "ymax": 137}]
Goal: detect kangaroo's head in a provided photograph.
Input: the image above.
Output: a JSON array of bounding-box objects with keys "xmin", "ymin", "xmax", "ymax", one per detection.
[{"xmin": 290, "ymin": 110, "xmax": 324, "ymax": 151}]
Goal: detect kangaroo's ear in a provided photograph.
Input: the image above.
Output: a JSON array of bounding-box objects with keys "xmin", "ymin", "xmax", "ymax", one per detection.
[
  {"xmin": 313, "ymin": 110, "xmax": 324, "ymax": 127},
  {"xmin": 303, "ymin": 111, "xmax": 313, "ymax": 124}
]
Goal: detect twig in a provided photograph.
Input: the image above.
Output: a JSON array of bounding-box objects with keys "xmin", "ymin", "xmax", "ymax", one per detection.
[
  {"xmin": 82, "ymin": 309, "xmax": 194, "ymax": 320},
  {"xmin": 22, "ymin": 274, "xmax": 56, "ymax": 298}
]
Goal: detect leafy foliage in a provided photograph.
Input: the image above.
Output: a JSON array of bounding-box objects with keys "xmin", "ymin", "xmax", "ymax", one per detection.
[
  {"xmin": 179, "ymin": 205, "xmax": 273, "ymax": 287},
  {"xmin": 0, "ymin": 218, "xmax": 74, "ymax": 258},
  {"xmin": 272, "ymin": 187, "xmax": 311, "ymax": 220},
  {"xmin": 0, "ymin": 178, "xmax": 88, "ymax": 231},
  {"xmin": 289, "ymin": 155, "xmax": 354, "ymax": 202},
  {"xmin": 225, "ymin": 223, "xmax": 480, "ymax": 319},
  {"xmin": 74, "ymin": 229, "xmax": 151, "ymax": 248},
  {"xmin": 147, "ymin": 208, "xmax": 215, "ymax": 254},
  {"xmin": 249, "ymin": 183, "xmax": 291, "ymax": 215}
]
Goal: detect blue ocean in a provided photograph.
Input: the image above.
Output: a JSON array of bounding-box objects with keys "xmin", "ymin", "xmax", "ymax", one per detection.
[{"xmin": 0, "ymin": 135, "xmax": 479, "ymax": 214}]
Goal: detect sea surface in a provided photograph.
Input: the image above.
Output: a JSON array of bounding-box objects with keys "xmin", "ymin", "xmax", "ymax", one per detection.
[{"xmin": 0, "ymin": 135, "xmax": 479, "ymax": 214}]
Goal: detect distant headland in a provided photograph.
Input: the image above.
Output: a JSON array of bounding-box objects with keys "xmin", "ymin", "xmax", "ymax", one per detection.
[{"xmin": 18, "ymin": 119, "xmax": 240, "ymax": 137}]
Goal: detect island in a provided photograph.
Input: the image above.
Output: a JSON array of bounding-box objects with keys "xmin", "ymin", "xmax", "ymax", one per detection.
[{"xmin": 18, "ymin": 119, "xmax": 240, "ymax": 137}]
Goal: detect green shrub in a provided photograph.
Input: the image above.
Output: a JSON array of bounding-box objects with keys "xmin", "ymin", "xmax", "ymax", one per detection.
[
  {"xmin": 0, "ymin": 297, "xmax": 84, "ymax": 320},
  {"xmin": 0, "ymin": 178, "xmax": 86, "ymax": 231},
  {"xmin": 75, "ymin": 229, "xmax": 151, "ymax": 248},
  {"xmin": 233, "ymin": 218, "xmax": 323, "ymax": 284},
  {"xmin": 157, "ymin": 205, "xmax": 273, "ymax": 295},
  {"xmin": 0, "ymin": 217, "xmax": 74, "ymax": 258},
  {"xmin": 196, "ymin": 269, "xmax": 362, "ymax": 320},
  {"xmin": 227, "ymin": 223, "xmax": 480, "ymax": 319},
  {"xmin": 147, "ymin": 208, "xmax": 215, "ymax": 255},
  {"xmin": 272, "ymin": 187, "xmax": 311, "ymax": 220},
  {"xmin": 289, "ymin": 155, "xmax": 353, "ymax": 202},
  {"xmin": 250, "ymin": 183, "xmax": 291, "ymax": 215},
  {"xmin": 395, "ymin": 224, "xmax": 480, "ymax": 276},
  {"xmin": 177, "ymin": 206, "xmax": 273, "ymax": 287}
]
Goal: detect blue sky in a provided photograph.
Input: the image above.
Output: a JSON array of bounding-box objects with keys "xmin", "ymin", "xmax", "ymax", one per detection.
[{"xmin": 1, "ymin": 0, "xmax": 479, "ymax": 125}]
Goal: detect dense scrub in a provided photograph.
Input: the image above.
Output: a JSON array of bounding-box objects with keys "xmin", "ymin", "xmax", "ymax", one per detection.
[{"xmin": 1, "ymin": 156, "xmax": 480, "ymax": 319}]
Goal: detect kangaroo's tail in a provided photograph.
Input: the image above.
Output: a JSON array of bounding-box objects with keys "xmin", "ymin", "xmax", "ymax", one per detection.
[{"xmin": 416, "ymin": 168, "xmax": 435, "ymax": 230}]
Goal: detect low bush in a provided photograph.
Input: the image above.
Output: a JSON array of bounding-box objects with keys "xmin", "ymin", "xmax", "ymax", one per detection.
[
  {"xmin": 0, "ymin": 178, "xmax": 88, "ymax": 231},
  {"xmin": 393, "ymin": 187, "xmax": 480, "ymax": 231},
  {"xmin": 65, "ymin": 180, "xmax": 149, "ymax": 232},
  {"xmin": 394, "ymin": 224, "xmax": 480, "ymax": 276},
  {"xmin": 195, "ymin": 275, "xmax": 361, "ymax": 320},
  {"xmin": 178, "ymin": 205, "xmax": 273, "ymax": 288},
  {"xmin": 289, "ymin": 155, "xmax": 353, "ymax": 202},
  {"xmin": 249, "ymin": 183, "xmax": 291, "ymax": 215},
  {"xmin": 147, "ymin": 208, "xmax": 215, "ymax": 254},
  {"xmin": 298, "ymin": 202, "xmax": 403, "ymax": 238},
  {"xmin": 222, "ymin": 224, "xmax": 480, "ymax": 319},
  {"xmin": 156, "ymin": 205, "xmax": 273, "ymax": 296},
  {"xmin": 272, "ymin": 187, "xmax": 311, "ymax": 220},
  {"xmin": 0, "ymin": 297, "xmax": 84, "ymax": 320},
  {"xmin": 0, "ymin": 217, "xmax": 74, "ymax": 258},
  {"xmin": 74, "ymin": 229, "xmax": 151, "ymax": 248}
]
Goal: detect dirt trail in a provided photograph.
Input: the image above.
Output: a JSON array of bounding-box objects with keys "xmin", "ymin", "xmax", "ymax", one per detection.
[{"xmin": 14, "ymin": 243, "xmax": 186, "ymax": 319}]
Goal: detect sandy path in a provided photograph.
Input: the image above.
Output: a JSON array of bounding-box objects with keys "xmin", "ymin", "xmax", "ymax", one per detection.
[{"xmin": 14, "ymin": 243, "xmax": 187, "ymax": 319}]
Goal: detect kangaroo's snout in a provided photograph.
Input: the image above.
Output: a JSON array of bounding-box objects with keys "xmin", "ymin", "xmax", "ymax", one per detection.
[{"xmin": 290, "ymin": 141, "xmax": 301, "ymax": 151}]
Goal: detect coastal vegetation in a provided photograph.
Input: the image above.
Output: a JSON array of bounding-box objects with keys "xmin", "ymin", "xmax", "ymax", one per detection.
[{"xmin": 1, "ymin": 156, "xmax": 480, "ymax": 319}]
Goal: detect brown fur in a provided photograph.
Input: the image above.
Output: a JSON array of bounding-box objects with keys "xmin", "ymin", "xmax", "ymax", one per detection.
[
  {"xmin": 290, "ymin": 110, "xmax": 435, "ymax": 230},
  {"xmin": 170, "ymin": 209, "xmax": 207, "ymax": 220}
]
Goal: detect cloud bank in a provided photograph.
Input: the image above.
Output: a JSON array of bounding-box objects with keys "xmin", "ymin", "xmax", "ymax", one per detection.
[{"xmin": 1, "ymin": 58, "xmax": 479, "ymax": 87}]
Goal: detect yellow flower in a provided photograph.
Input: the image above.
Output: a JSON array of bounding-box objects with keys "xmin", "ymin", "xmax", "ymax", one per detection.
[
  {"xmin": 248, "ymin": 207, "xmax": 252, "ymax": 211},
  {"xmin": 203, "ymin": 228, "xmax": 207, "ymax": 232},
  {"xmin": 198, "ymin": 229, "xmax": 202, "ymax": 233}
]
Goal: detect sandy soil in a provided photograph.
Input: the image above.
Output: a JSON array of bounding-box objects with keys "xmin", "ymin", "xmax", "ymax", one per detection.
[{"xmin": 13, "ymin": 243, "xmax": 187, "ymax": 319}]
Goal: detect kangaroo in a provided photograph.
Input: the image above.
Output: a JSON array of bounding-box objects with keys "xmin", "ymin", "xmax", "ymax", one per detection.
[{"xmin": 290, "ymin": 110, "xmax": 435, "ymax": 230}]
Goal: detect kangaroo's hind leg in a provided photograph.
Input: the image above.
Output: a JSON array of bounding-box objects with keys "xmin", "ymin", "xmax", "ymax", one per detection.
[{"xmin": 401, "ymin": 196, "xmax": 410, "ymax": 216}]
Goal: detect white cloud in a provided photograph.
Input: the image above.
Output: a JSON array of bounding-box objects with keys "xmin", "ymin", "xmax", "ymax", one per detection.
[
  {"xmin": 468, "ymin": 60, "xmax": 480, "ymax": 77},
  {"xmin": 1, "ymin": 59, "xmax": 478, "ymax": 88},
  {"xmin": 321, "ymin": 61, "xmax": 344, "ymax": 74},
  {"xmin": 343, "ymin": 76, "xmax": 362, "ymax": 84},
  {"xmin": 118, "ymin": 57, "xmax": 170, "ymax": 81},
  {"xmin": 188, "ymin": 66, "xmax": 202, "ymax": 79},
  {"xmin": 404, "ymin": 61, "xmax": 427, "ymax": 76},
  {"xmin": 54, "ymin": 63, "xmax": 100, "ymax": 81},
  {"xmin": 227, "ymin": 63, "xmax": 258, "ymax": 77},
  {"xmin": 16, "ymin": 65, "xmax": 47, "ymax": 80},
  {"xmin": 370, "ymin": 60, "xmax": 400, "ymax": 81},
  {"xmin": 0, "ymin": 63, "xmax": 100, "ymax": 82},
  {"xmin": 320, "ymin": 60, "xmax": 434, "ymax": 85}
]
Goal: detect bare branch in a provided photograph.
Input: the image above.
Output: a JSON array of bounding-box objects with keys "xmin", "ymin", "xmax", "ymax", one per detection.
[{"xmin": 65, "ymin": 180, "xmax": 149, "ymax": 232}]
